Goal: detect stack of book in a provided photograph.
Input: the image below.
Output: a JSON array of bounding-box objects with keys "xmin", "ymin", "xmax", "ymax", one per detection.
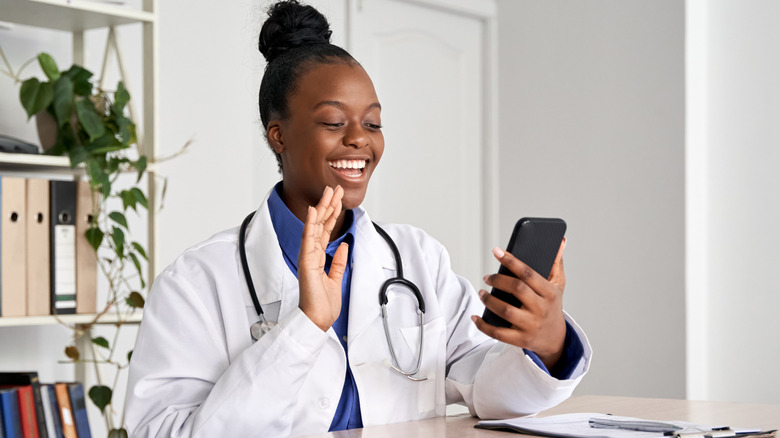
[
  {"xmin": 0, "ymin": 178, "xmax": 97, "ymax": 318},
  {"xmin": 0, "ymin": 372, "xmax": 92, "ymax": 438}
]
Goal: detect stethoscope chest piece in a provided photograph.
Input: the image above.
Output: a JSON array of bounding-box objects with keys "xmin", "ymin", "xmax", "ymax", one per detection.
[{"xmin": 250, "ymin": 316, "xmax": 276, "ymax": 341}]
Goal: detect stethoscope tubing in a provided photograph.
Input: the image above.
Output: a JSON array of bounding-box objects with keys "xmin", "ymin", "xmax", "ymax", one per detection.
[{"xmin": 239, "ymin": 210, "xmax": 427, "ymax": 380}]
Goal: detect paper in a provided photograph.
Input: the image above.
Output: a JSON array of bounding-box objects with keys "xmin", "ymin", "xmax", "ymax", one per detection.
[{"xmin": 476, "ymin": 413, "xmax": 717, "ymax": 438}]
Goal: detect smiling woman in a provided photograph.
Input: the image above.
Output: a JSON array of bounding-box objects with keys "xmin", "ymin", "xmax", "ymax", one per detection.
[{"xmin": 124, "ymin": 1, "xmax": 592, "ymax": 436}]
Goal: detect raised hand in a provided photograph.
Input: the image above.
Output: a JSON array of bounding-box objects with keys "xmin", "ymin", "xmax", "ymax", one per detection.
[
  {"xmin": 472, "ymin": 239, "xmax": 568, "ymax": 370},
  {"xmin": 297, "ymin": 186, "xmax": 349, "ymax": 331}
]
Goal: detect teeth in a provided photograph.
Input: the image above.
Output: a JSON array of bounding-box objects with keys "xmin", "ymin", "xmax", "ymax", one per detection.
[{"xmin": 329, "ymin": 160, "xmax": 366, "ymax": 169}]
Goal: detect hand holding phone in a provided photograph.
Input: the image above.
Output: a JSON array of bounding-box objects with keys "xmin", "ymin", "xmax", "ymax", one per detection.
[
  {"xmin": 475, "ymin": 217, "xmax": 568, "ymax": 368},
  {"xmin": 481, "ymin": 217, "xmax": 566, "ymax": 328}
]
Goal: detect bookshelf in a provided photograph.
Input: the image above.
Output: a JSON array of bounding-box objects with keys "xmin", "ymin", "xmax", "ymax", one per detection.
[{"xmin": 1, "ymin": 1, "xmax": 157, "ymax": 435}]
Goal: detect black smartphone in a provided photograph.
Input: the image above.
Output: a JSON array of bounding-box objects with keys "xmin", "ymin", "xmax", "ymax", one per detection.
[{"xmin": 481, "ymin": 217, "xmax": 567, "ymax": 328}]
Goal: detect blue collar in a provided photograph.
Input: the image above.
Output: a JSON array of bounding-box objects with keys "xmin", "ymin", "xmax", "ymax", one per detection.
[{"xmin": 267, "ymin": 182, "xmax": 355, "ymax": 275}]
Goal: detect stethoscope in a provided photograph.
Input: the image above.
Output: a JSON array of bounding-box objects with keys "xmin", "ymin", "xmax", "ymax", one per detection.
[{"xmin": 239, "ymin": 212, "xmax": 428, "ymax": 381}]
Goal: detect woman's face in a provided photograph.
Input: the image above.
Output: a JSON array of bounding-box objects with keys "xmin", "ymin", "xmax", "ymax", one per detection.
[{"xmin": 268, "ymin": 61, "xmax": 384, "ymax": 217}]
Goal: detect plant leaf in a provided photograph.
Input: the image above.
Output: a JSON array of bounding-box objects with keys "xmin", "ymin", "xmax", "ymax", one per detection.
[
  {"xmin": 86, "ymin": 159, "xmax": 111, "ymax": 197},
  {"xmin": 88, "ymin": 385, "xmax": 112, "ymax": 413},
  {"xmin": 132, "ymin": 242, "xmax": 148, "ymax": 260},
  {"xmin": 90, "ymin": 144, "xmax": 129, "ymax": 155},
  {"xmin": 126, "ymin": 291, "xmax": 145, "ymax": 309},
  {"xmin": 20, "ymin": 78, "xmax": 53, "ymax": 118},
  {"xmin": 65, "ymin": 345, "xmax": 80, "ymax": 361},
  {"xmin": 128, "ymin": 253, "xmax": 143, "ymax": 287},
  {"xmin": 63, "ymin": 65, "xmax": 93, "ymax": 96},
  {"xmin": 68, "ymin": 146, "xmax": 89, "ymax": 166},
  {"xmin": 109, "ymin": 211, "xmax": 128, "ymax": 229},
  {"xmin": 135, "ymin": 156, "xmax": 147, "ymax": 183},
  {"xmin": 115, "ymin": 81, "xmax": 130, "ymax": 111},
  {"xmin": 130, "ymin": 187, "xmax": 148, "ymax": 209},
  {"xmin": 85, "ymin": 226, "xmax": 103, "ymax": 251},
  {"xmin": 52, "ymin": 77, "xmax": 73, "ymax": 127},
  {"xmin": 120, "ymin": 190, "xmax": 137, "ymax": 212},
  {"xmin": 112, "ymin": 226, "xmax": 125, "ymax": 256},
  {"xmin": 92, "ymin": 336, "xmax": 110, "ymax": 349},
  {"xmin": 75, "ymin": 98, "xmax": 105, "ymax": 140},
  {"xmin": 38, "ymin": 53, "xmax": 60, "ymax": 81},
  {"xmin": 127, "ymin": 350, "xmax": 133, "ymax": 362}
]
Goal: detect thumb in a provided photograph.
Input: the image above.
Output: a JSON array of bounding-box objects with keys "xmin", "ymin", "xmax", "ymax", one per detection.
[
  {"xmin": 549, "ymin": 237, "xmax": 566, "ymax": 289},
  {"xmin": 328, "ymin": 242, "xmax": 349, "ymax": 283}
]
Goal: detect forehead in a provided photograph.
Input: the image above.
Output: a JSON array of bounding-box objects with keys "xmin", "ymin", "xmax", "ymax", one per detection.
[{"xmin": 290, "ymin": 61, "xmax": 379, "ymax": 108}]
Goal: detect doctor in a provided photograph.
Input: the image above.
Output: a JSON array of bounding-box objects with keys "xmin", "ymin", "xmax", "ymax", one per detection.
[{"xmin": 125, "ymin": 1, "xmax": 591, "ymax": 437}]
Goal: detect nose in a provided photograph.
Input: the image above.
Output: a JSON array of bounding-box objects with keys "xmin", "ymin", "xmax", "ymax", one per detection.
[{"xmin": 343, "ymin": 123, "xmax": 369, "ymax": 149}]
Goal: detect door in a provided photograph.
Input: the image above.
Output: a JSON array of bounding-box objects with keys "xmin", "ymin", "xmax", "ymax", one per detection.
[{"xmin": 349, "ymin": 0, "xmax": 487, "ymax": 287}]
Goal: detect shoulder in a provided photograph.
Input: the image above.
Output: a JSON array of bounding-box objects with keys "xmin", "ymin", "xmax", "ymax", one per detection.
[{"xmin": 157, "ymin": 227, "xmax": 240, "ymax": 283}]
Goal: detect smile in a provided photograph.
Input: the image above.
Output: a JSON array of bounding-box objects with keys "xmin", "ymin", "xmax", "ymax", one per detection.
[{"xmin": 328, "ymin": 159, "xmax": 367, "ymax": 179}]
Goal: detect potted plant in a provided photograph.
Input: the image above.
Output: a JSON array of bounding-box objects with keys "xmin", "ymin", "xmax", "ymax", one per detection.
[{"xmin": 4, "ymin": 49, "xmax": 150, "ymax": 438}]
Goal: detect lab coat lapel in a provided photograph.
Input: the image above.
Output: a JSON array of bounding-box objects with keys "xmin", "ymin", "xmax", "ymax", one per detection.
[
  {"xmin": 242, "ymin": 190, "xmax": 298, "ymax": 322},
  {"xmin": 348, "ymin": 207, "xmax": 395, "ymax": 343}
]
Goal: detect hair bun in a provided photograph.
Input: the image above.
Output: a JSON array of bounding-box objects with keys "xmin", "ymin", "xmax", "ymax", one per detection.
[{"xmin": 259, "ymin": 0, "xmax": 332, "ymax": 63}]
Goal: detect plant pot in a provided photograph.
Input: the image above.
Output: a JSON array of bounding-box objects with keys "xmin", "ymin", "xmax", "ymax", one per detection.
[{"xmin": 35, "ymin": 110, "xmax": 58, "ymax": 152}]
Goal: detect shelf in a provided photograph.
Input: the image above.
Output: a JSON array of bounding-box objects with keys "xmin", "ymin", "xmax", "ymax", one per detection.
[
  {"xmin": 0, "ymin": 151, "xmax": 85, "ymax": 175},
  {"xmin": 0, "ymin": 0, "xmax": 154, "ymax": 32},
  {"xmin": 0, "ymin": 312, "xmax": 142, "ymax": 327}
]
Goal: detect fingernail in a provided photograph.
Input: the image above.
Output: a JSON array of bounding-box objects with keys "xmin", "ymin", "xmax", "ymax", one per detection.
[
  {"xmin": 471, "ymin": 315, "xmax": 478, "ymax": 323},
  {"xmin": 482, "ymin": 275, "xmax": 489, "ymax": 283},
  {"xmin": 492, "ymin": 247, "xmax": 505, "ymax": 258},
  {"xmin": 478, "ymin": 289, "xmax": 487, "ymax": 301},
  {"xmin": 563, "ymin": 237, "xmax": 567, "ymax": 250}
]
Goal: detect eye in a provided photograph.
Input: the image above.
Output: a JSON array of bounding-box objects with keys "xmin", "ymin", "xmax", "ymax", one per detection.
[
  {"xmin": 364, "ymin": 122, "xmax": 383, "ymax": 130},
  {"xmin": 322, "ymin": 122, "xmax": 344, "ymax": 129}
]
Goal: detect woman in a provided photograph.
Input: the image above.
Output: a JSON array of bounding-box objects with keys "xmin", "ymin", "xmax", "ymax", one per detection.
[{"xmin": 125, "ymin": 1, "xmax": 591, "ymax": 436}]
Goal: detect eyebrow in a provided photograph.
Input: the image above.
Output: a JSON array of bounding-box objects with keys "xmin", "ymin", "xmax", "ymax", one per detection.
[{"xmin": 312, "ymin": 100, "xmax": 382, "ymax": 111}]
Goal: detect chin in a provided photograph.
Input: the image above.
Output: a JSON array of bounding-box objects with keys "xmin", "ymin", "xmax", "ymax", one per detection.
[{"xmin": 341, "ymin": 189, "xmax": 367, "ymax": 211}]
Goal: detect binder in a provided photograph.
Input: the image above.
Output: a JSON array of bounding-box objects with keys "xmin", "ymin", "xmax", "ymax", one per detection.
[
  {"xmin": 65, "ymin": 384, "xmax": 90, "ymax": 438},
  {"xmin": 75, "ymin": 181, "xmax": 97, "ymax": 314},
  {"xmin": 52, "ymin": 384, "xmax": 75, "ymax": 438},
  {"xmin": 26, "ymin": 179, "xmax": 51, "ymax": 316},
  {"xmin": 1, "ymin": 176, "xmax": 27, "ymax": 317},
  {"xmin": 0, "ymin": 388, "xmax": 22, "ymax": 438},
  {"xmin": 0, "ymin": 373, "xmax": 48, "ymax": 438},
  {"xmin": 49, "ymin": 181, "xmax": 77, "ymax": 315}
]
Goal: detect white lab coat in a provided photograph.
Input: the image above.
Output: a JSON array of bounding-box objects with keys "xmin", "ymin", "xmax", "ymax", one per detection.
[{"xmin": 125, "ymin": 192, "xmax": 592, "ymax": 438}]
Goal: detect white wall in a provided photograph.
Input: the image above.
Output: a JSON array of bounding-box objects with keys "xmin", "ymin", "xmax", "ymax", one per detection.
[
  {"xmin": 687, "ymin": 0, "xmax": 780, "ymax": 404},
  {"xmin": 496, "ymin": 0, "xmax": 686, "ymax": 399}
]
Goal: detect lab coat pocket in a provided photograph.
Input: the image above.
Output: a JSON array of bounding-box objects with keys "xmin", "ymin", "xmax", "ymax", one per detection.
[{"xmin": 399, "ymin": 317, "xmax": 446, "ymax": 417}]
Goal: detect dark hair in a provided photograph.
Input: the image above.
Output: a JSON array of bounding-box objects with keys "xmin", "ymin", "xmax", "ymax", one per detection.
[{"xmin": 258, "ymin": 0, "xmax": 356, "ymax": 171}]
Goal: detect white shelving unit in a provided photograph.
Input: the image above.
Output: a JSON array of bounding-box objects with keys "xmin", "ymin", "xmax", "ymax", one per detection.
[{"xmin": 1, "ymin": 1, "xmax": 157, "ymax": 433}]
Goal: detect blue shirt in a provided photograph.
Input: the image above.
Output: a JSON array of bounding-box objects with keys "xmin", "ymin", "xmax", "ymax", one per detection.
[
  {"xmin": 266, "ymin": 183, "xmax": 584, "ymax": 430},
  {"xmin": 267, "ymin": 184, "xmax": 362, "ymax": 431}
]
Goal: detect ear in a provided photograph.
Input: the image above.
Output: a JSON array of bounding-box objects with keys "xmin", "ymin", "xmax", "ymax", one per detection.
[{"xmin": 266, "ymin": 120, "xmax": 285, "ymax": 154}]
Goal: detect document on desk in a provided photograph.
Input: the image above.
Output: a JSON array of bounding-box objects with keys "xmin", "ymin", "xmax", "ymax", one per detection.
[{"xmin": 475, "ymin": 412, "xmax": 770, "ymax": 438}]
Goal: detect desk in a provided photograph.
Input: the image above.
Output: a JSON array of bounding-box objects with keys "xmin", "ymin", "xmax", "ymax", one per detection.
[{"xmin": 299, "ymin": 395, "xmax": 780, "ymax": 437}]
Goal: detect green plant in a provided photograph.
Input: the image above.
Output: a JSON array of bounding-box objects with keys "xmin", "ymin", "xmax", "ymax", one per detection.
[{"xmin": 3, "ymin": 49, "xmax": 149, "ymax": 438}]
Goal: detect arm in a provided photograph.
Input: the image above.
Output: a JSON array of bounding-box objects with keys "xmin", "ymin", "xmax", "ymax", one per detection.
[
  {"xmin": 441, "ymin": 242, "xmax": 591, "ymax": 419},
  {"xmin": 125, "ymin": 266, "xmax": 331, "ymax": 437}
]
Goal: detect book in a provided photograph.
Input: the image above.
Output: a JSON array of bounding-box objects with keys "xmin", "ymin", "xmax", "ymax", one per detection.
[
  {"xmin": 0, "ymin": 387, "xmax": 23, "ymax": 438},
  {"xmin": 38, "ymin": 386, "xmax": 56, "ymax": 438},
  {"xmin": 65, "ymin": 384, "xmax": 90, "ymax": 438},
  {"xmin": 41, "ymin": 385, "xmax": 62, "ymax": 438},
  {"xmin": 52, "ymin": 385, "xmax": 75, "ymax": 438},
  {"xmin": 14, "ymin": 386, "xmax": 39, "ymax": 438},
  {"xmin": 0, "ymin": 373, "xmax": 48, "ymax": 438}
]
